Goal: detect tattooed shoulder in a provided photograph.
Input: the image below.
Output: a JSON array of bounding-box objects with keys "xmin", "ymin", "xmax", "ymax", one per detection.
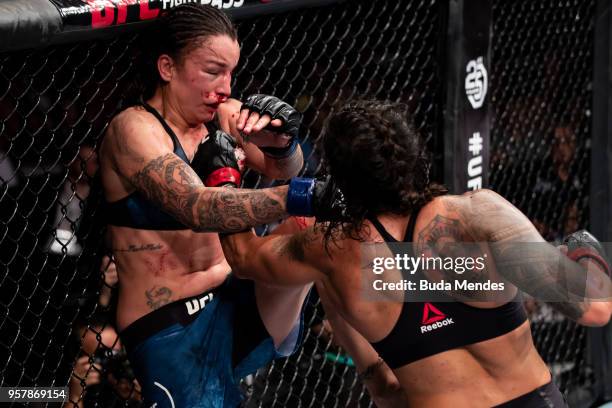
[
  {"xmin": 416, "ymin": 214, "xmax": 463, "ymax": 250},
  {"xmin": 442, "ymin": 190, "xmax": 500, "ymax": 216}
]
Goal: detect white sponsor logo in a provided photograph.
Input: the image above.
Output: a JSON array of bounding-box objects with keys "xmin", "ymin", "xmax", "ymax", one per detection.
[
  {"xmin": 465, "ymin": 57, "xmax": 488, "ymax": 109},
  {"xmin": 185, "ymin": 293, "xmax": 214, "ymax": 315},
  {"xmin": 162, "ymin": 0, "xmax": 245, "ymax": 10},
  {"xmin": 420, "ymin": 317, "xmax": 454, "ymax": 334},
  {"xmin": 153, "ymin": 381, "xmax": 175, "ymax": 408},
  {"xmin": 467, "ymin": 132, "xmax": 483, "ymax": 190}
]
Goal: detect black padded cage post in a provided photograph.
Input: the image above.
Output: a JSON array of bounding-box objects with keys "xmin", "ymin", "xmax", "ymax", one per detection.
[
  {"xmin": 448, "ymin": 0, "xmax": 611, "ymax": 406},
  {"xmin": 444, "ymin": 0, "xmax": 492, "ymax": 194},
  {"xmin": 590, "ymin": 0, "xmax": 612, "ymax": 404}
]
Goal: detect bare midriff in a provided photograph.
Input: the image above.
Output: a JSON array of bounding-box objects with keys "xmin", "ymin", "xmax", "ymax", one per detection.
[
  {"xmin": 110, "ymin": 225, "xmax": 231, "ymax": 331},
  {"xmin": 393, "ymin": 321, "xmax": 551, "ymax": 407}
]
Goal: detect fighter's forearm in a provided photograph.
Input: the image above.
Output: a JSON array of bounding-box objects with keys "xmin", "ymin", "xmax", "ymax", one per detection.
[
  {"xmin": 217, "ymin": 97, "xmax": 304, "ymax": 179},
  {"xmin": 240, "ymin": 137, "xmax": 304, "ymax": 179},
  {"xmin": 492, "ymin": 239, "xmax": 611, "ymax": 323},
  {"xmin": 130, "ymin": 153, "xmax": 288, "ymax": 232},
  {"xmin": 439, "ymin": 190, "xmax": 611, "ymax": 315},
  {"xmin": 260, "ymin": 145, "xmax": 303, "ymax": 179},
  {"xmin": 191, "ymin": 186, "xmax": 288, "ymax": 232},
  {"xmin": 478, "ymin": 198, "xmax": 612, "ymax": 321},
  {"xmin": 492, "ymin": 241, "xmax": 588, "ymax": 321},
  {"xmin": 479, "ymin": 198, "xmax": 612, "ymax": 303}
]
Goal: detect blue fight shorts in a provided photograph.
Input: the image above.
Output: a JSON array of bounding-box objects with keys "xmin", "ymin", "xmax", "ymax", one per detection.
[{"xmin": 120, "ymin": 275, "xmax": 307, "ymax": 408}]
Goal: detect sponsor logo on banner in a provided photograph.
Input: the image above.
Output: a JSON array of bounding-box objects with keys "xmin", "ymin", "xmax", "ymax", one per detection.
[
  {"xmin": 79, "ymin": 0, "xmax": 256, "ymax": 29},
  {"xmin": 161, "ymin": 0, "xmax": 245, "ymax": 10},
  {"xmin": 50, "ymin": 0, "xmax": 319, "ymax": 33},
  {"xmin": 467, "ymin": 131, "xmax": 483, "ymax": 190},
  {"xmin": 465, "ymin": 57, "xmax": 488, "ymax": 109}
]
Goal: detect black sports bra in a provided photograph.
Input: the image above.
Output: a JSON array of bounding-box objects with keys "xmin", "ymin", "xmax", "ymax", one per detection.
[{"xmin": 368, "ymin": 207, "xmax": 527, "ymax": 369}]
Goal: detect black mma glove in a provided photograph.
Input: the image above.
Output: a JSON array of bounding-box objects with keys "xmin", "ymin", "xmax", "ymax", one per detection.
[
  {"xmin": 286, "ymin": 176, "xmax": 348, "ymax": 222},
  {"xmin": 563, "ymin": 230, "xmax": 611, "ymax": 277},
  {"xmin": 242, "ymin": 94, "xmax": 302, "ymax": 158},
  {"xmin": 192, "ymin": 130, "xmax": 242, "ymax": 187}
]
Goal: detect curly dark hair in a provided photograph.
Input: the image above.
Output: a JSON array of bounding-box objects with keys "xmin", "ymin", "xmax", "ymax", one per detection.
[{"xmin": 319, "ymin": 100, "xmax": 447, "ymax": 243}]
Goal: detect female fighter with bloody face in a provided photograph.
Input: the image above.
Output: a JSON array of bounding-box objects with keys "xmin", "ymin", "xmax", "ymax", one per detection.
[{"xmin": 99, "ymin": 4, "xmax": 317, "ymax": 406}]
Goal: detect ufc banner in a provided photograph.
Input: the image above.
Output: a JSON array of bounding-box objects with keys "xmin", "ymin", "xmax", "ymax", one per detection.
[
  {"xmin": 48, "ymin": 0, "xmax": 343, "ymax": 31},
  {"xmin": 0, "ymin": 0, "xmax": 343, "ymax": 51},
  {"xmin": 443, "ymin": 0, "xmax": 492, "ymax": 193}
]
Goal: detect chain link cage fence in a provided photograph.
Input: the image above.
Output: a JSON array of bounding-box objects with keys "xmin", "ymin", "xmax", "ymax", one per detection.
[
  {"xmin": 0, "ymin": 0, "xmax": 603, "ymax": 406},
  {"xmin": 0, "ymin": 1, "xmax": 445, "ymax": 406},
  {"xmin": 489, "ymin": 0, "xmax": 596, "ymax": 404}
]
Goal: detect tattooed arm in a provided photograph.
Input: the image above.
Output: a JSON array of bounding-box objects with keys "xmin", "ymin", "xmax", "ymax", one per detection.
[
  {"xmin": 217, "ymin": 98, "xmax": 304, "ymax": 179},
  {"xmin": 104, "ymin": 108, "xmax": 289, "ymax": 232},
  {"xmin": 444, "ymin": 189, "xmax": 611, "ymax": 326}
]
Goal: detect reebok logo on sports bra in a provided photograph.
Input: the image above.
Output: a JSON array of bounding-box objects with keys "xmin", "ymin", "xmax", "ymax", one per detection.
[{"xmin": 420, "ymin": 303, "xmax": 454, "ymax": 333}]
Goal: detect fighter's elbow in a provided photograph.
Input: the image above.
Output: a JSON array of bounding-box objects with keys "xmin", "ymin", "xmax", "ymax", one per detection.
[
  {"xmin": 368, "ymin": 378, "xmax": 408, "ymax": 408},
  {"xmin": 579, "ymin": 302, "xmax": 612, "ymax": 327}
]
